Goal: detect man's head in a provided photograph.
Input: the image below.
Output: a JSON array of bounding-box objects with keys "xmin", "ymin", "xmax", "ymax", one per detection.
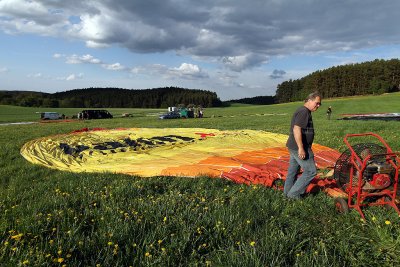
[{"xmin": 304, "ymin": 91, "xmax": 321, "ymax": 112}]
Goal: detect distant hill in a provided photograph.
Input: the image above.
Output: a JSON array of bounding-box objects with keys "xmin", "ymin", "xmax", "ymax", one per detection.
[{"xmin": 0, "ymin": 87, "xmax": 222, "ymax": 108}]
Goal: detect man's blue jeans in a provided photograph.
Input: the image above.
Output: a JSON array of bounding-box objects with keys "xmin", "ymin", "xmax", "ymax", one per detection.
[{"xmin": 284, "ymin": 148, "xmax": 317, "ymax": 199}]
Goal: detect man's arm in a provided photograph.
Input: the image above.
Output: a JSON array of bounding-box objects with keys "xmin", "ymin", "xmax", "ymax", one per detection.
[{"xmin": 293, "ymin": 125, "xmax": 305, "ymax": 159}]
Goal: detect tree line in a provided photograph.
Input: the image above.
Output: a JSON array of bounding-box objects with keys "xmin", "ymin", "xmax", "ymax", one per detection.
[
  {"xmin": 274, "ymin": 59, "xmax": 400, "ymax": 103},
  {"xmin": 0, "ymin": 87, "xmax": 223, "ymax": 108}
]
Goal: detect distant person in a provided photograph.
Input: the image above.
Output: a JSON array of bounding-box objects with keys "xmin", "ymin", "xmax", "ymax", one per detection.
[
  {"xmin": 284, "ymin": 91, "xmax": 322, "ymax": 199},
  {"xmin": 199, "ymin": 109, "xmax": 203, "ymax": 118},
  {"xmin": 326, "ymin": 106, "xmax": 332, "ymax": 120}
]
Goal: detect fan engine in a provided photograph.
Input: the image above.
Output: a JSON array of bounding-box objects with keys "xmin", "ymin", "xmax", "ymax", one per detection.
[{"xmin": 333, "ymin": 143, "xmax": 395, "ymax": 192}]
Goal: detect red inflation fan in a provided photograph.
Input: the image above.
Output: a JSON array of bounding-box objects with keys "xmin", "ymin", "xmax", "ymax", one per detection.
[{"xmin": 333, "ymin": 133, "xmax": 400, "ymax": 219}]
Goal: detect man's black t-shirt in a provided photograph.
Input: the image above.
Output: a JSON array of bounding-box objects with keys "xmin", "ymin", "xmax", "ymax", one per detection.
[{"xmin": 286, "ymin": 106, "xmax": 314, "ymax": 150}]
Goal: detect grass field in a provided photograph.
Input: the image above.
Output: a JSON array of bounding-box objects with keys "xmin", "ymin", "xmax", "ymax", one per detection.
[{"xmin": 1, "ymin": 92, "xmax": 400, "ymax": 266}]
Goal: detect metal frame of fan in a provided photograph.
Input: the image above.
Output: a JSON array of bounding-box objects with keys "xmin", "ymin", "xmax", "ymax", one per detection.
[{"xmin": 333, "ymin": 133, "xmax": 400, "ymax": 219}]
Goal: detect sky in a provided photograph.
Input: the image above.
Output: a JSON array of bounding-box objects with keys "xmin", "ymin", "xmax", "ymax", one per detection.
[{"xmin": 1, "ymin": 0, "xmax": 400, "ymax": 101}]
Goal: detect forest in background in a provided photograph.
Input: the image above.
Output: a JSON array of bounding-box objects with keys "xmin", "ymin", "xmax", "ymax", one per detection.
[
  {"xmin": 1, "ymin": 59, "xmax": 400, "ymax": 107},
  {"xmin": 274, "ymin": 58, "xmax": 400, "ymax": 103},
  {"xmin": 0, "ymin": 87, "xmax": 222, "ymax": 108}
]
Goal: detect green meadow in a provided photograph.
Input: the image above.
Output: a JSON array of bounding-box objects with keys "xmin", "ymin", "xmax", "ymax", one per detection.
[{"xmin": 1, "ymin": 92, "xmax": 400, "ymax": 266}]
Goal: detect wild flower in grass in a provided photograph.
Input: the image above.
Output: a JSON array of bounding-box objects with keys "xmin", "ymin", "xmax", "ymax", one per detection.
[
  {"xmin": 11, "ymin": 233, "xmax": 23, "ymax": 240},
  {"xmin": 372, "ymin": 216, "xmax": 377, "ymax": 221},
  {"xmin": 158, "ymin": 240, "xmax": 163, "ymax": 245},
  {"xmin": 107, "ymin": 241, "xmax": 113, "ymax": 246},
  {"xmin": 145, "ymin": 252, "xmax": 151, "ymax": 257},
  {"xmin": 163, "ymin": 216, "xmax": 167, "ymax": 223},
  {"xmin": 49, "ymin": 240, "xmax": 54, "ymax": 245},
  {"xmin": 246, "ymin": 220, "xmax": 251, "ymax": 224},
  {"xmin": 53, "ymin": 258, "xmax": 64, "ymax": 263},
  {"xmin": 250, "ymin": 241, "xmax": 256, "ymax": 247},
  {"xmin": 385, "ymin": 220, "xmax": 391, "ymax": 225},
  {"xmin": 206, "ymin": 260, "xmax": 212, "ymax": 266},
  {"xmin": 57, "ymin": 249, "xmax": 62, "ymax": 255}
]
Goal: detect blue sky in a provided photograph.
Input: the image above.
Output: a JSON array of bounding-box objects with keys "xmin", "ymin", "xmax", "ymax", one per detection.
[{"xmin": 1, "ymin": 0, "xmax": 400, "ymax": 101}]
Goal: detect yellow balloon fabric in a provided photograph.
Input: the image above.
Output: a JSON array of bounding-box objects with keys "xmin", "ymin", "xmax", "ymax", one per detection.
[{"xmin": 21, "ymin": 128, "xmax": 291, "ymax": 177}]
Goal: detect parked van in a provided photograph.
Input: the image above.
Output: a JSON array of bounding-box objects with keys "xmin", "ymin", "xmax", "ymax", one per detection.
[{"xmin": 40, "ymin": 112, "xmax": 61, "ymax": 120}]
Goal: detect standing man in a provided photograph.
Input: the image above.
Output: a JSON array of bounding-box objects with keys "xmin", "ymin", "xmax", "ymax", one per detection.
[
  {"xmin": 326, "ymin": 106, "xmax": 332, "ymax": 120},
  {"xmin": 284, "ymin": 92, "xmax": 322, "ymax": 199}
]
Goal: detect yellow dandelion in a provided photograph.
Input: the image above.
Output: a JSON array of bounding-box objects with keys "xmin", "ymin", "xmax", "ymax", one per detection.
[
  {"xmin": 246, "ymin": 220, "xmax": 251, "ymax": 224},
  {"xmin": 11, "ymin": 233, "xmax": 23, "ymax": 240},
  {"xmin": 163, "ymin": 217, "xmax": 167, "ymax": 222},
  {"xmin": 22, "ymin": 260, "xmax": 29, "ymax": 265},
  {"xmin": 107, "ymin": 241, "xmax": 113, "ymax": 246},
  {"xmin": 145, "ymin": 252, "xmax": 151, "ymax": 257},
  {"xmin": 57, "ymin": 250, "xmax": 62, "ymax": 255},
  {"xmin": 57, "ymin": 258, "xmax": 64, "ymax": 263},
  {"xmin": 250, "ymin": 241, "xmax": 256, "ymax": 246},
  {"xmin": 385, "ymin": 220, "xmax": 391, "ymax": 225},
  {"xmin": 161, "ymin": 247, "xmax": 166, "ymax": 252}
]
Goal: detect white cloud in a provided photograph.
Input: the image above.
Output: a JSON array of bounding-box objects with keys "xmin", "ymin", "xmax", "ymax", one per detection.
[
  {"xmin": 27, "ymin": 73, "xmax": 43, "ymax": 78},
  {"xmin": 65, "ymin": 54, "xmax": 101, "ymax": 64},
  {"xmin": 0, "ymin": 67, "xmax": 9, "ymax": 73},
  {"xmin": 53, "ymin": 53, "xmax": 64, "ymax": 58},
  {"xmin": 56, "ymin": 73, "xmax": 84, "ymax": 81},
  {"xmin": 102, "ymin": 62, "xmax": 125, "ymax": 71},
  {"xmin": 222, "ymin": 54, "xmax": 268, "ymax": 72}
]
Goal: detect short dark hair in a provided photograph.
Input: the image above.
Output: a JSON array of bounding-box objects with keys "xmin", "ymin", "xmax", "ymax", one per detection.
[{"xmin": 304, "ymin": 91, "xmax": 321, "ymax": 102}]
